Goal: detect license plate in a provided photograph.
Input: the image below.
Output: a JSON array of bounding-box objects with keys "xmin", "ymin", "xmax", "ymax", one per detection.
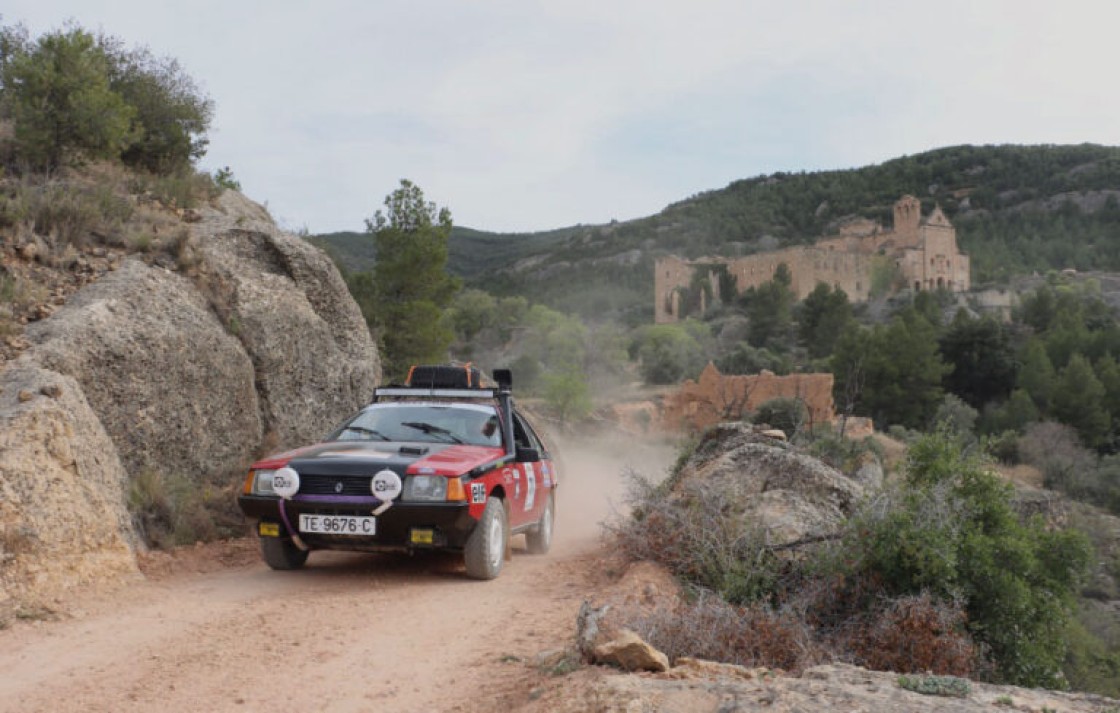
[
  {"xmin": 410, "ymin": 528, "xmax": 434, "ymax": 545},
  {"xmin": 298, "ymin": 514, "xmax": 376, "ymax": 535}
]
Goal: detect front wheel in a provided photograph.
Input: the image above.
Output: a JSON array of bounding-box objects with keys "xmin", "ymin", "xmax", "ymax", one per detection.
[
  {"xmin": 525, "ymin": 493, "xmax": 554, "ymax": 555},
  {"xmin": 261, "ymin": 536, "xmax": 309, "ymax": 570},
  {"xmin": 464, "ymin": 498, "xmax": 506, "ymax": 580}
]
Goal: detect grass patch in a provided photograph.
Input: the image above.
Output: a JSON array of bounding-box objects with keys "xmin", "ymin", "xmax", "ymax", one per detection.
[
  {"xmin": 0, "ymin": 272, "xmax": 48, "ymax": 335},
  {"xmin": 535, "ymin": 648, "xmax": 583, "ymax": 677},
  {"xmin": 128, "ymin": 469, "xmax": 244, "ymax": 549},
  {"xmin": 21, "ymin": 179, "xmax": 132, "ymax": 247},
  {"xmin": 14, "ymin": 605, "xmax": 58, "ymax": 623},
  {"xmin": 127, "ymin": 169, "xmax": 218, "ymax": 210}
]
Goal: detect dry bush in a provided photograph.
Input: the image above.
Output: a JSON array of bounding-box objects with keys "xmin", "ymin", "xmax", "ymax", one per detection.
[
  {"xmin": 165, "ymin": 226, "xmax": 201, "ymax": 272},
  {"xmin": 128, "ymin": 469, "xmax": 245, "ymax": 549},
  {"xmin": 0, "ymin": 272, "xmax": 48, "ymax": 334},
  {"xmin": 625, "ymin": 590, "xmax": 821, "ymax": 672},
  {"xmin": 606, "ymin": 468, "xmax": 784, "ymax": 604},
  {"xmin": 837, "ymin": 592, "xmax": 978, "ymax": 677},
  {"xmin": 127, "ymin": 169, "xmax": 217, "ymax": 210},
  {"xmin": 21, "ymin": 179, "xmax": 132, "ymax": 247}
]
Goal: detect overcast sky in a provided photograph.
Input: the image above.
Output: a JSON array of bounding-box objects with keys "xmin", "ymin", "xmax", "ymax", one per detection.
[{"xmin": 4, "ymin": 1, "xmax": 1119, "ymax": 234}]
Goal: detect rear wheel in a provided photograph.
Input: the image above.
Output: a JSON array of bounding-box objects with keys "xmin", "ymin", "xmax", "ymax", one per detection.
[
  {"xmin": 464, "ymin": 498, "xmax": 506, "ymax": 580},
  {"xmin": 261, "ymin": 536, "xmax": 309, "ymax": 570},
  {"xmin": 525, "ymin": 493, "xmax": 554, "ymax": 555}
]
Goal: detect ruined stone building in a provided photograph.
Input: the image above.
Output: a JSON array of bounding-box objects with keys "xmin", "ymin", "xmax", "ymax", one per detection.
[
  {"xmin": 610, "ymin": 362, "xmax": 841, "ymax": 435},
  {"xmin": 654, "ymin": 195, "xmax": 971, "ymax": 323}
]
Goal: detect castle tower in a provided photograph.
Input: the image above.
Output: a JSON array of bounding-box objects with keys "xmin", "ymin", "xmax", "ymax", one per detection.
[{"xmin": 893, "ymin": 195, "xmax": 921, "ymax": 246}]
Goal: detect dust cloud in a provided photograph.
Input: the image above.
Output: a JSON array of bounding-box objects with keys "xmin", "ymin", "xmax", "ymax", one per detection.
[{"xmin": 548, "ymin": 432, "xmax": 680, "ymax": 554}]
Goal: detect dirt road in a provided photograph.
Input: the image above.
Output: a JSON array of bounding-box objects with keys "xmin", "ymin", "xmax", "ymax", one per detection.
[{"xmin": 0, "ymin": 434, "xmax": 676, "ymax": 713}]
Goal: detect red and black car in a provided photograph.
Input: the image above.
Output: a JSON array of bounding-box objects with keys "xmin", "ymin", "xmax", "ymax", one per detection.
[{"xmin": 237, "ymin": 365, "xmax": 557, "ymax": 579}]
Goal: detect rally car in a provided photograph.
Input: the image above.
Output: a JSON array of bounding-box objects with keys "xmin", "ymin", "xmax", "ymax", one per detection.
[{"xmin": 237, "ymin": 365, "xmax": 557, "ymax": 580}]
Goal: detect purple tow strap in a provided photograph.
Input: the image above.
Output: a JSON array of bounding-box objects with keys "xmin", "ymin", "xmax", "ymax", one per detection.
[{"xmin": 277, "ymin": 499, "xmax": 308, "ymax": 550}]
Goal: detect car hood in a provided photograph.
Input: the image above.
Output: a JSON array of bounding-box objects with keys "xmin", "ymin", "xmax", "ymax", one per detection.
[{"xmin": 252, "ymin": 441, "xmax": 507, "ymax": 478}]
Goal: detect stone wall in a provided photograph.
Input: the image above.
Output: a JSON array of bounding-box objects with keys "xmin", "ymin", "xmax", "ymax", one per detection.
[{"xmin": 657, "ymin": 363, "xmax": 834, "ymax": 433}]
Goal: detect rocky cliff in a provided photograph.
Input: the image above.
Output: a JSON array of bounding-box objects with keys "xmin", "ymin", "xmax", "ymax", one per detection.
[{"xmin": 0, "ymin": 189, "xmax": 380, "ymax": 614}]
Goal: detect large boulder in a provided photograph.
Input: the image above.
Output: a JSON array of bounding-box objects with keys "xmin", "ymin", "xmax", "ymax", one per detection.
[
  {"xmin": 0, "ymin": 366, "xmax": 137, "ymax": 612},
  {"xmin": 25, "ymin": 259, "xmax": 262, "ymax": 480},
  {"xmin": 192, "ymin": 191, "xmax": 380, "ymax": 448},
  {"xmin": 673, "ymin": 423, "xmax": 865, "ymax": 549},
  {"xmin": 3, "ymin": 189, "xmax": 380, "ymax": 611}
]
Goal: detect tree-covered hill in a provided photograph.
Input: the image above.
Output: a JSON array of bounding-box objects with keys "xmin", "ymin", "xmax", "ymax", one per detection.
[
  {"xmin": 310, "ymin": 225, "xmax": 581, "ymax": 277},
  {"xmin": 315, "ymin": 144, "xmax": 1120, "ymax": 321}
]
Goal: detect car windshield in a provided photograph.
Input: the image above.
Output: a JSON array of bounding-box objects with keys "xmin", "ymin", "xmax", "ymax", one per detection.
[{"xmin": 332, "ymin": 404, "xmax": 502, "ymax": 447}]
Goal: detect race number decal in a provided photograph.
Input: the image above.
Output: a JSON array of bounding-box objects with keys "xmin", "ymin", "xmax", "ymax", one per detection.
[
  {"xmin": 471, "ymin": 482, "xmax": 487, "ymax": 504},
  {"xmin": 523, "ymin": 463, "xmax": 537, "ymax": 511}
]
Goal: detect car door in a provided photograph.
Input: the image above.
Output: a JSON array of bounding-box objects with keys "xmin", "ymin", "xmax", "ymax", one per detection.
[{"xmin": 511, "ymin": 412, "xmax": 549, "ymax": 527}]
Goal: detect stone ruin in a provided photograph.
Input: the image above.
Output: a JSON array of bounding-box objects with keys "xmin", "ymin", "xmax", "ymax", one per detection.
[{"xmin": 613, "ymin": 363, "xmax": 838, "ymax": 435}]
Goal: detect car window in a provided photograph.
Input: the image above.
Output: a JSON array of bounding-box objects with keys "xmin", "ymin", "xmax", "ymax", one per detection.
[
  {"xmin": 513, "ymin": 412, "xmax": 544, "ymax": 453},
  {"xmin": 334, "ymin": 404, "xmax": 501, "ymax": 447}
]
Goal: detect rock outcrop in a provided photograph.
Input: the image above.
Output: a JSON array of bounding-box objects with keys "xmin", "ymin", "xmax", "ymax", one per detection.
[
  {"xmin": 192, "ymin": 192, "xmax": 378, "ymax": 447},
  {"xmin": 25, "ymin": 259, "xmax": 262, "ymax": 480},
  {"xmin": 1, "ymin": 189, "xmax": 380, "ymax": 613},
  {"xmin": 0, "ymin": 366, "xmax": 137, "ymax": 612},
  {"xmin": 518, "ymin": 662, "xmax": 1119, "ymax": 712},
  {"xmin": 591, "ymin": 630, "xmax": 670, "ymax": 673},
  {"xmin": 672, "ymin": 422, "xmax": 864, "ymax": 549}
]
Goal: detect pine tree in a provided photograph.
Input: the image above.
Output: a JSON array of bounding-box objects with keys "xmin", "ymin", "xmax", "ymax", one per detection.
[
  {"xmin": 365, "ymin": 180, "xmax": 460, "ymax": 380},
  {"xmin": 1051, "ymin": 354, "xmax": 1110, "ymax": 449}
]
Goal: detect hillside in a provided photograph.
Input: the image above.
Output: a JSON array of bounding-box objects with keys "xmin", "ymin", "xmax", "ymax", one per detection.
[
  {"xmin": 315, "ymin": 144, "xmax": 1120, "ymax": 321},
  {"xmin": 309, "ymin": 225, "xmax": 581, "ymax": 277}
]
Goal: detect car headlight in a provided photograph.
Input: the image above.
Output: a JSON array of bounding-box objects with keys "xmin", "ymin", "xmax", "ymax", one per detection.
[
  {"xmin": 403, "ymin": 475, "xmax": 448, "ymax": 502},
  {"xmin": 252, "ymin": 469, "xmax": 276, "ymax": 495}
]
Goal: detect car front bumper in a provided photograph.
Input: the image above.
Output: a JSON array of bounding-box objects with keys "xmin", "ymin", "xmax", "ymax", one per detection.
[{"xmin": 238, "ymin": 494, "xmax": 477, "ymax": 552}]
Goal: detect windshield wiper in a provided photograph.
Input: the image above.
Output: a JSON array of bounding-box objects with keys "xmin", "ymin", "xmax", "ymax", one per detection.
[
  {"xmin": 401, "ymin": 421, "xmax": 465, "ymax": 444},
  {"xmin": 341, "ymin": 425, "xmax": 390, "ymax": 441}
]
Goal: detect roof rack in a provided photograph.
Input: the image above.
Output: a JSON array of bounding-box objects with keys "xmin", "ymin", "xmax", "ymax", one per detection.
[
  {"xmin": 406, "ymin": 364, "xmax": 485, "ymax": 390},
  {"xmin": 371, "ymin": 364, "xmax": 509, "ymax": 403},
  {"xmin": 373, "ymin": 386, "xmax": 497, "ymax": 401}
]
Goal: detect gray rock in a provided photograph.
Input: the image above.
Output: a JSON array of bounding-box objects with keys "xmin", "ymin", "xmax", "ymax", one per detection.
[
  {"xmin": 674, "ymin": 423, "xmax": 864, "ymax": 549},
  {"xmin": 25, "ymin": 260, "xmax": 262, "ymax": 480},
  {"xmin": 4, "ymin": 189, "xmax": 381, "ymax": 609},
  {"xmin": 0, "ymin": 365, "xmax": 137, "ymax": 612},
  {"xmin": 194, "ymin": 191, "xmax": 380, "ymax": 448}
]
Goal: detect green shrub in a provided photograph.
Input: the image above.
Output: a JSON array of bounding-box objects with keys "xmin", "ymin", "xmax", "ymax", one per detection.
[
  {"xmin": 843, "ymin": 426, "xmax": 1093, "ymax": 687},
  {"xmin": 1063, "ymin": 608, "xmax": 1120, "ymax": 698},
  {"xmin": 1, "ymin": 25, "xmax": 135, "ymax": 171},
  {"xmin": 212, "ymin": 166, "xmax": 240, "ymax": 191},
  {"xmin": 0, "ymin": 22, "xmax": 212, "ymax": 174},
  {"xmin": 752, "ymin": 397, "xmax": 807, "ymax": 436},
  {"xmin": 802, "ymin": 430, "xmax": 882, "ymax": 476},
  {"xmin": 541, "ymin": 367, "xmax": 592, "ymax": 426}
]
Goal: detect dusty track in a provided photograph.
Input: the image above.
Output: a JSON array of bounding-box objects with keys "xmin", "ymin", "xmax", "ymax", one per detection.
[{"xmin": 0, "ymin": 434, "xmax": 676, "ymax": 713}]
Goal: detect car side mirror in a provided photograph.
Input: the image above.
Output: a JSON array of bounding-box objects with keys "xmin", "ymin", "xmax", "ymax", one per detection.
[{"xmin": 515, "ymin": 446, "xmax": 539, "ymax": 463}]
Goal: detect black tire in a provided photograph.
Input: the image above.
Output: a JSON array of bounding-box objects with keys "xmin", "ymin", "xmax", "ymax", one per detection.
[
  {"xmin": 525, "ymin": 493, "xmax": 554, "ymax": 555},
  {"xmin": 464, "ymin": 497, "xmax": 506, "ymax": 580},
  {"xmin": 260, "ymin": 536, "xmax": 309, "ymax": 570}
]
